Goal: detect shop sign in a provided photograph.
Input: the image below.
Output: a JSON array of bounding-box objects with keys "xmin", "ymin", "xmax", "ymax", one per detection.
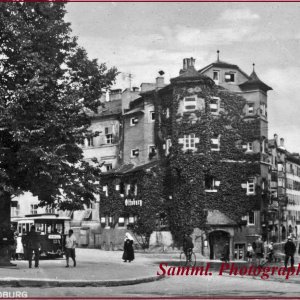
[{"xmin": 125, "ymin": 199, "xmax": 142, "ymax": 207}]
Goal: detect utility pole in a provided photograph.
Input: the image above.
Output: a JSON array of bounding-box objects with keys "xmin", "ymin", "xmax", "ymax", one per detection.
[{"xmin": 122, "ymin": 72, "xmax": 134, "ymax": 91}]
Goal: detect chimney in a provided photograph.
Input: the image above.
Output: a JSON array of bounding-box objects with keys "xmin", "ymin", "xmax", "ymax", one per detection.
[
  {"xmin": 109, "ymin": 89, "xmax": 122, "ymax": 101},
  {"xmin": 280, "ymin": 138, "xmax": 284, "ymax": 147},
  {"xmin": 132, "ymin": 87, "xmax": 139, "ymax": 92},
  {"xmin": 183, "ymin": 58, "xmax": 188, "ymax": 71},
  {"xmin": 156, "ymin": 77, "xmax": 165, "ymax": 88},
  {"xmin": 180, "ymin": 57, "xmax": 196, "ymax": 74},
  {"xmin": 274, "ymin": 134, "xmax": 278, "ymax": 144}
]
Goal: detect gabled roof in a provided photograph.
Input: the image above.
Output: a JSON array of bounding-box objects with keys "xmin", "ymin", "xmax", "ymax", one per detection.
[
  {"xmin": 239, "ymin": 70, "xmax": 272, "ymax": 92},
  {"xmin": 94, "ymin": 99, "xmax": 122, "ymax": 117},
  {"xmin": 123, "ymin": 107, "xmax": 144, "ymax": 116},
  {"xmin": 199, "ymin": 60, "xmax": 250, "ymax": 80},
  {"xmin": 171, "ymin": 66, "xmax": 214, "ymax": 85},
  {"xmin": 103, "ymin": 161, "xmax": 159, "ymax": 176}
]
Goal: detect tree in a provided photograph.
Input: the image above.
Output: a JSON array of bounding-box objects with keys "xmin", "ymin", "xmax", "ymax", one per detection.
[{"xmin": 0, "ymin": 2, "xmax": 118, "ymax": 265}]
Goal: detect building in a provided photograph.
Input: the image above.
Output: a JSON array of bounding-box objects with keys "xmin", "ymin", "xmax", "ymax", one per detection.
[
  {"xmin": 100, "ymin": 55, "xmax": 274, "ymax": 259},
  {"xmin": 285, "ymin": 152, "xmax": 300, "ymax": 238}
]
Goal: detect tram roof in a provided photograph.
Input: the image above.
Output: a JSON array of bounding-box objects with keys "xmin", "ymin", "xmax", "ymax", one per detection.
[{"xmin": 12, "ymin": 214, "xmax": 70, "ymax": 222}]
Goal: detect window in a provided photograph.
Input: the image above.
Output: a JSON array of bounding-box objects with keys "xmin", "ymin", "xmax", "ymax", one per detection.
[
  {"xmin": 247, "ymin": 179, "xmax": 255, "ymax": 195},
  {"xmin": 211, "ymin": 135, "xmax": 220, "ymax": 151},
  {"xmin": 248, "ymin": 211, "xmax": 255, "ymax": 225},
  {"xmin": 213, "ymin": 71, "xmax": 220, "ymax": 84},
  {"xmin": 246, "ymin": 142, "xmax": 253, "ymax": 152},
  {"xmin": 148, "ymin": 145, "xmax": 156, "ymax": 159},
  {"xmin": 131, "ymin": 149, "xmax": 139, "ymax": 157},
  {"xmin": 103, "ymin": 185, "xmax": 108, "ymax": 197},
  {"xmin": 260, "ymin": 103, "xmax": 267, "ymax": 117},
  {"xmin": 130, "ymin": 117, "xmax": 138, "ymax": 126},
  {"xmin": 126, "ymin": 184, "xmax": 131, "ymax": 195},
  {"xmin": 46, "ymin": 206, "xmax": 54, "ymax": 214},
  {"xmin": 118, "ymin": 217, "xmax": 125, "ymax": 227},
  {"xmin": 104, "ymin": 164, "xmax": 112, "ymax": 171},
  {"xmin": 149, "ymin": 111, "xmax": 155, "ymax": 122},
  {"xmin": 248, "ymin": 103, "xmax": 254, "ymax": 114},
  {"xmin": 165, "ymin": 139, "xmax": 172, "ymax": 155},
  {"xmin": 166, "ymin": 108, "xmax": 170, "ymax": 118},
  {"xmin": 87, "ymin": 137, "xmax": 94, "ymax": 147},
  {"xmin": 105, "ymin": 127, "xmax": 113, "ymax": 144},
  {"xmin": 30, "ymin": 204, "xmax": 38, "ymax": 215},
  {"xmin": 205, "ymin": 175, "xmax": 219, "ymax": 192},
  {"xmin": 261, "ymin": 139, "xmax": 266, "ymax": 153},
  {"xmin": 183, "ymin": 96, "xmax": 197, "ymax": 111},
  {"xmin": 225, "ymin": 72, "xmax": 235, "ymax": 82},
  {"xmin": 183, "ymin": 134, "xmax": 196, "ymax": 150},
  {"xmin": 209, "ymin": 97, "xmax": 219, "ymax": 114}
]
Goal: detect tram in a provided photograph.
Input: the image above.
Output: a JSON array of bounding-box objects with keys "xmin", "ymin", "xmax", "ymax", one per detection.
[{"xmin": 11, "ymin": 214, "xmax": 70, "ymax": 258}]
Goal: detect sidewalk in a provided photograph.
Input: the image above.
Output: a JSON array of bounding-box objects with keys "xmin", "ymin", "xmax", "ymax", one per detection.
[
  {"xmin": 2, "ymin": 249, "xmax": 300, "ymax": 287},
  {"xmin": 0, "ymin": 249, "xmax": 165, "ymax": 287}
]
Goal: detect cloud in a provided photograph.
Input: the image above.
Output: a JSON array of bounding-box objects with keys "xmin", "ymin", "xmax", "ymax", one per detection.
[
  {"xmin": 264, "ymin": 67, "xmax": 300, "ymax": 152},
  {"xmin": 220, "ymin": 9, "xmax": 260, "ymax": 21},
  {"xmin": 175, "ymin": 25, "xmax": 254, "ymax": 46}
]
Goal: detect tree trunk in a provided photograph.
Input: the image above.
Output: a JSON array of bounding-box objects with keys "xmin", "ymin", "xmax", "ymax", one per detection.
[{"xmin": 0, "ymin": 191, "xmax": 15, "ymax": 266}]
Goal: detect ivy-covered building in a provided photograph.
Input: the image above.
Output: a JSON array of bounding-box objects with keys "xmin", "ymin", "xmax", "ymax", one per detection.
[
  {"xmin": 153, "ymin": 57, "xmax": 273, "ymax": 260},
  {"xmin": 99, "ymin": 55, "xmax": 274, "ymax": 259}
]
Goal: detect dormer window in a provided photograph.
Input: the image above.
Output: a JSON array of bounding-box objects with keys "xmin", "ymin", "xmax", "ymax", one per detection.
[
  {"xmin": 184, "ymin": 96, "xmax": 197, "ymax": 111},
  {"xmin": 225, "ymin": 72, "xmax": 235, "ymax": 82}
]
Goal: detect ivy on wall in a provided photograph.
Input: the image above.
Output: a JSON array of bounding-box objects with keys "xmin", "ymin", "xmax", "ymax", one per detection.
[
  {"xmin": 100, "ymin": 76, "xmax": 265, "ymax": 247},
  {"xmin": 100, "ymin": 165, "xmax": 165, "ymax": 247},
  {"xmin": 155, "ymin": 80, "xmax": 263, "ymax": 244}
]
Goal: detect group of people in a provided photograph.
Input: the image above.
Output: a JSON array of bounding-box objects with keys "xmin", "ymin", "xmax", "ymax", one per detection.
[
  {"xmin": 246, "ymin": 235, "xmax": 297, "ymax": 268},
  {"xmin": 13, "ymin": 225, "xmax": 77, "ymax": 269},
  {"xmin": 15, "ymin": 227, "xmax": 135, "ymax": 268}
]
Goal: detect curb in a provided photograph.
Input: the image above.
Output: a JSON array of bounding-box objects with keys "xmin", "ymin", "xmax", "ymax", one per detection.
[{"xmin": 0, "ymin": 275, "xmax": 165, "ymax": 288}]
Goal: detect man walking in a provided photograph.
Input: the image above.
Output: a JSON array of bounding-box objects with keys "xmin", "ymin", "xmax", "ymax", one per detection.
[
  {"xmin": 284, "ymin": 236, "xmax": 296, "ymax": 268},
  {"xmin": 254, "ymin": 236, "xmax": 264, "ymax": 266},
  {"xmin": 26, "ymin": 225, "xmax": 40, "ymax": 268},
  {"xmin": 65, "ymin": 229, "xmax": 76, "ymax": 268}
]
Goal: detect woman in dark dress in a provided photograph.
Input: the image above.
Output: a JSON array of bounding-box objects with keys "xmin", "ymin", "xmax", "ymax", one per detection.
[{"xmin": 122, "ymin": 233, "xmax": 135, "ymax": 262}]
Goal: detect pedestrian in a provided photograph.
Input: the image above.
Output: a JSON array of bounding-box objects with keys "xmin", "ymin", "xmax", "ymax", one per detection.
[
  {"xmin": 16, "ymin": 234, "xmax": 24, "ymax": 260},
  {"xmin": 254, "ymin": 236, "xmax": 264, "ymax": 266},
  {"xmin": 284, "ymin": 236, "xmax": 296, "ymax": 268},
  {"xmin": 246, "ymin": 243, "xmax": 254, "ymax": 263},
  {"xmin": 24, "ymin": 225, "xmax": 40, "ymax": 268},
  {"xmin": 10, "ymin": 229, "xmax": 18, "ymax": 261},
  {"xmin": 183, "ymin": 233, "xmax": 194, "ymax": 261},
  {"xmin": 267, "ymin": 242, "xmax": 274, "ymax": 262},
  {"xmin": 122, "ymin": 232, "xmax": 134, "ymax": 263},
  {"xmin": 65, "ymin": 229, "xmax": 77, "ymax": 268},
  {"xmin": 221, "ymin": 241, "xmax": 230, "ymax": 263}
]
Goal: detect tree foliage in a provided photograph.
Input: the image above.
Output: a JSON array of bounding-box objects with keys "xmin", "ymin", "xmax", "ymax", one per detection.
[{"xmin": 0, "ymin": 2, "xmax": 118, "ymax": 210}]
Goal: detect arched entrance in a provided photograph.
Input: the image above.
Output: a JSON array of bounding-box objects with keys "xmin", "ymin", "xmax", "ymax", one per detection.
[{"xmin": 209, "ymin": 230, "xmax": 230, "ymax": 260}]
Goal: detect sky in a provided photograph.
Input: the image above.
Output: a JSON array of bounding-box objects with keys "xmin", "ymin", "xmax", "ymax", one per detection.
[{"xmin": 65, "ymin": 2, "xmax": 300, "ymax": 153}]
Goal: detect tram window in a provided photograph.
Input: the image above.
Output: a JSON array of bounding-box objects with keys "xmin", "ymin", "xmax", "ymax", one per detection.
[{"xmin": 36, "ymin": 224, "xmax": 43, "ymax": 232}]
